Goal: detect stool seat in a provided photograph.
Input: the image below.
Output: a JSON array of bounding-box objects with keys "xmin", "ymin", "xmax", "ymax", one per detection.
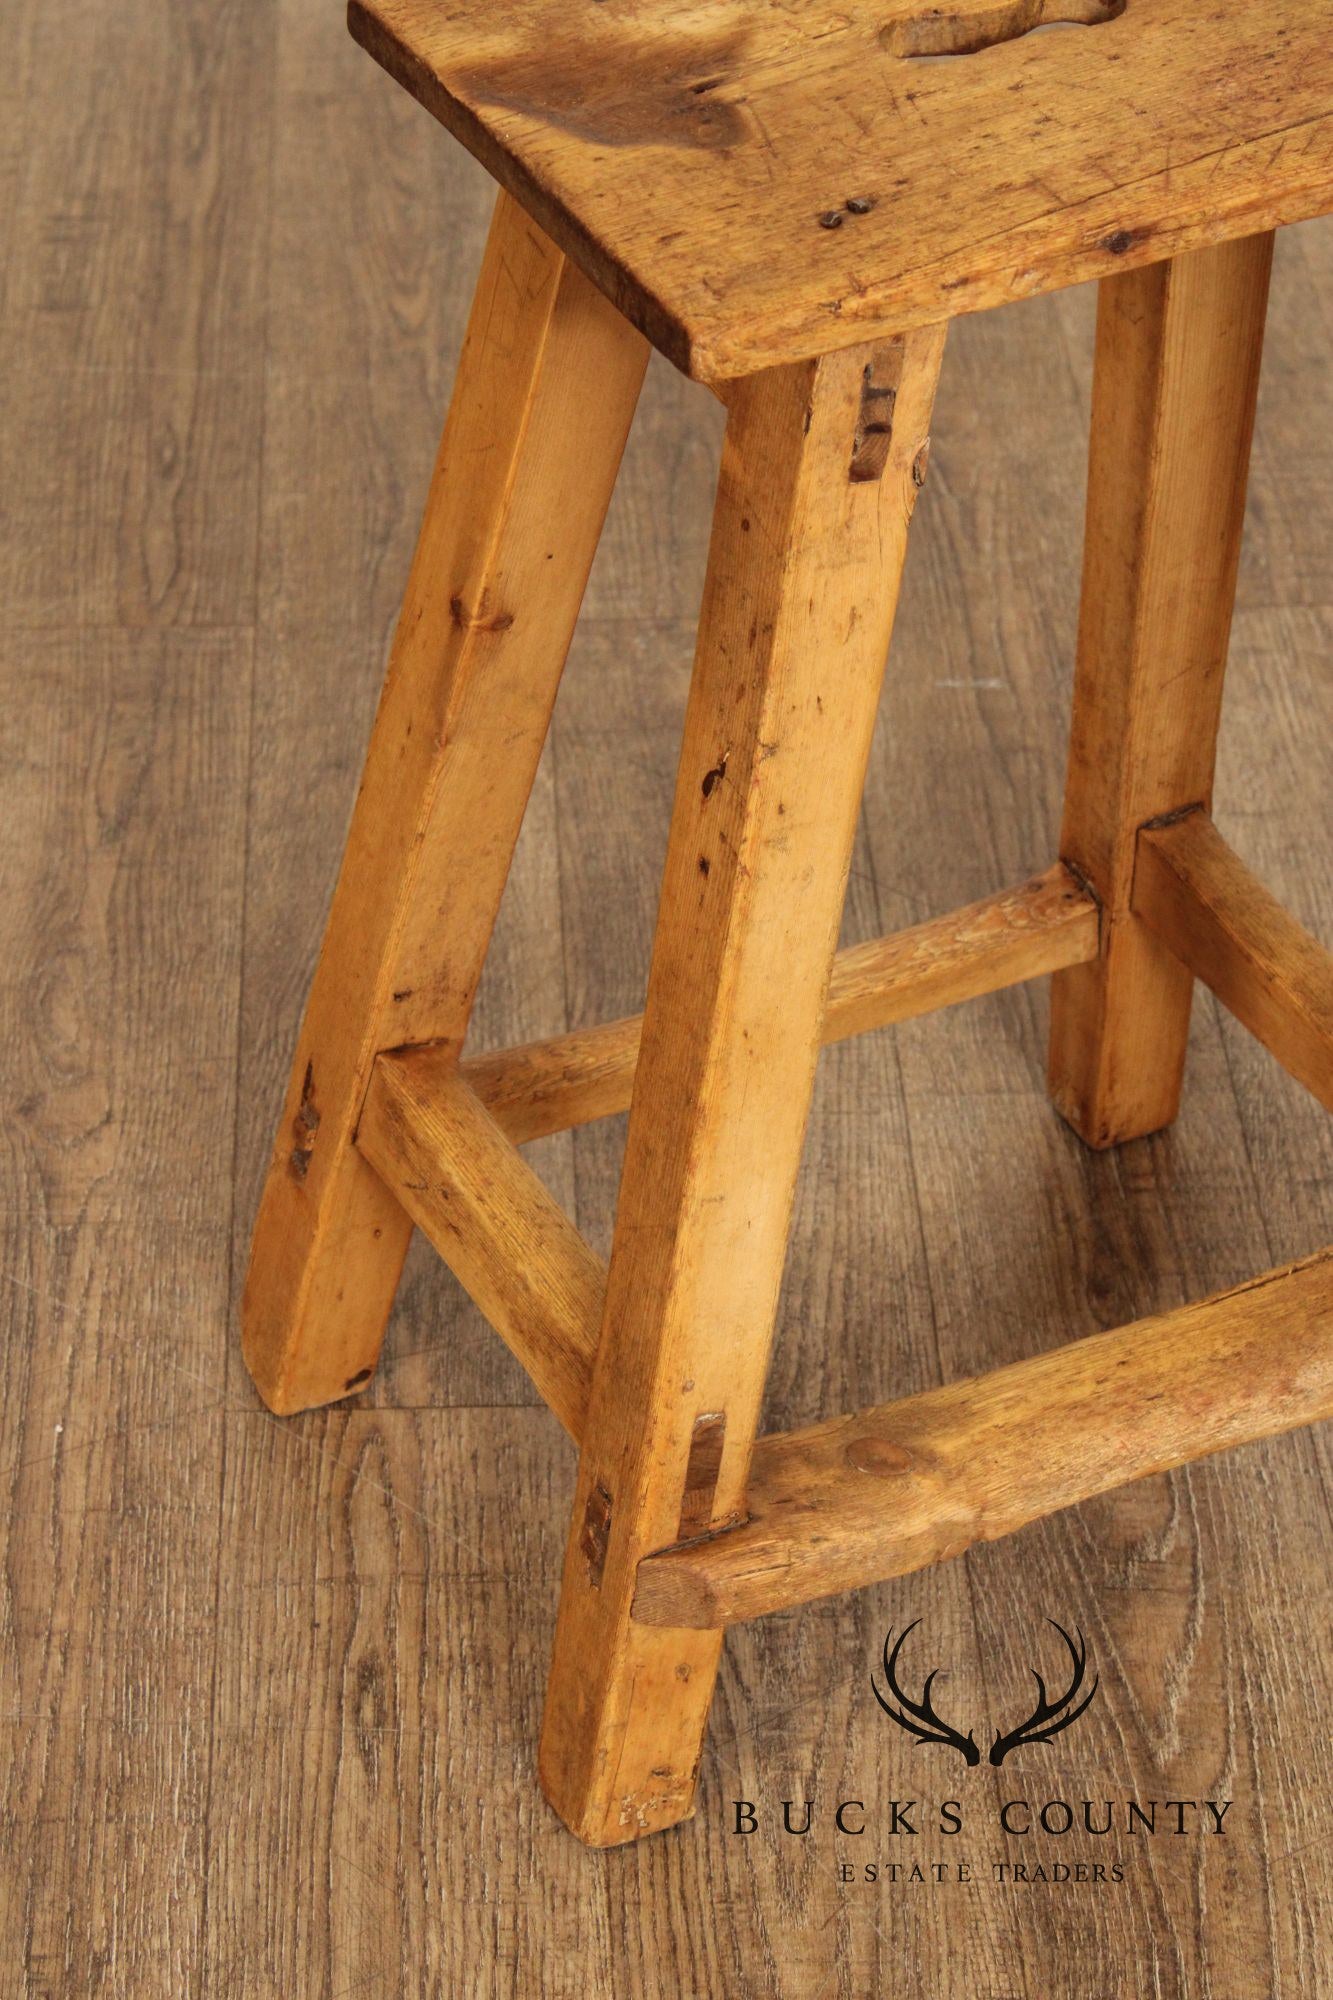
[{"xmin": 350, "ymin": 0, "xmax": 1333, "ymax": 381}]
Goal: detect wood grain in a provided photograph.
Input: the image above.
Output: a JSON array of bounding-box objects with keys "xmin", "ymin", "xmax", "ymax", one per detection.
[
  {"xmin": 6, "ymin": 0, "xmax": 1333, "ymax": 1979},
  {"xmin": 241, "ymin": 190, "xmax": 647, "ymax": 1417},
  {"xmin": 350, "ymin": 0, "xmax": 1333, "ymax": 379},
  {"xmin": 1049, "ymin": 234, "xmax": 1274, "ymax": 1146},
  {"xmin": 1135, "ymin": 809, "xmax": 1333, "ymax": 1112},
  {"xmin": 0, "ymin": 0, "xmax": 269, "ymax": 627},
  {"xmin": 455, "ymin": 863, "xmax": 1098, "ymax": 1143},
  {"xmin": 540, "ymin": 324, "xmax": 946, "ymax": 1846},
  {"xmin": 357, "ymin": 1060, "xmax": 604, "ymax": 1440},
  {"xmin": 0, "ymin": 631, "xmax": 252, "ymax": 1994},
  {"xmin": 852, "ymin": 259, "xmax": 1333, "ymax": 1996},
  {"xmin": 634, "ymin": 1248, "xmax": 1333, "ymax": 1627},
  {"xmin": 204, "ymin": 1404, "xmax": 617, "ymax": 1999}
]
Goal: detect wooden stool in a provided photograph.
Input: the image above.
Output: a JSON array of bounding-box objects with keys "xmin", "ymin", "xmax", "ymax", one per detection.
[{"xmin": 242, "ymin": 0, "xmax": 1333, "ymax": 1844}]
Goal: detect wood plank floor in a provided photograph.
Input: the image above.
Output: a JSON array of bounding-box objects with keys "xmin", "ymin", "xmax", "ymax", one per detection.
[{"xmin": 2, "ymin": 1, "xmax": 1332, "ymax": 1992}]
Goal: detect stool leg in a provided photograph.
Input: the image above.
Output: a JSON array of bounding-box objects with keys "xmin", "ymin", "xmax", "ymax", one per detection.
[
  {"xmin": 241, "ymin": 194, "xmax": 647, "ymax": 1413},
  {"xmin": 1049, "ymin": 232, "xmax": 1274, "ymax": 1147},
  {"xmin": 539, "ymin": 325, "xmax": 946, "ymax": 1844}
]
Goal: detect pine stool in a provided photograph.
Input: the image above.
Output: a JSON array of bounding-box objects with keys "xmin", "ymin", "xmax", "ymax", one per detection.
[{"xmin": 242, "ymin": 0, "xmax": 1333, "ymax": 1844}]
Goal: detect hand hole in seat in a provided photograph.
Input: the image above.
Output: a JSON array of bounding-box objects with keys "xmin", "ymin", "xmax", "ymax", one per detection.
[{"xmin": 887, "ymin": 0, "xmax": 1126, "ymax": 60}]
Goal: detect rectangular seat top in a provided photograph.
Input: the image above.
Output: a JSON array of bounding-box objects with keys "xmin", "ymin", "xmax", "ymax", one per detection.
[{"xmin": 350, "ymin": 0, "xmax": 1333, "ymax": 382}]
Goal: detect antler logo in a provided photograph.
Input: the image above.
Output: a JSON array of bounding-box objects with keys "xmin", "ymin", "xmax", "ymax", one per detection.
[
  {"xmin": 871, "ymin": 1622, "xmax": 981, "ymax": 1764},
  {"xmin": 872, "ymin": 1618, "xmax": 1098, "ymax": 1767}
]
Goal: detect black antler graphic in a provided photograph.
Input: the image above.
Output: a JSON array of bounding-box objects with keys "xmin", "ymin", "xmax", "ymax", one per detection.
[
  {"xmin": 988, "ymin": 1620, "xmax": 1098, "ymax": 1767},
  {"xmin": 871, "ymin": 1622, "xmax": 981, "ymax": 1765}
]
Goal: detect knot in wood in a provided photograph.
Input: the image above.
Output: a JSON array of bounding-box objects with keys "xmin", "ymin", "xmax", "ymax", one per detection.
[{"xmin": 844, "ymin": 1436, "xmax": 915, "ymax": 1478}]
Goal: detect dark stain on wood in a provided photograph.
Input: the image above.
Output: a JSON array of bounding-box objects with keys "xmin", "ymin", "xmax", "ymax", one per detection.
[
  {"xmin": 455, "ymin": 29, "xmax": 753, "ymax": 153},
  {"xmin": 288, "ymin": 1060, "xmax": 321, "ymax": 1181},
  {"xmin": 1102, "ymin": 224, "xmax": 1151, "ymax": 255},
  {"xmin": 850, "ymin": 342, "xmax": 908, "ymax": 483},
  {"xmin": 701, "ymin": 749, "xmax": 729, "ymax": 798},
  {"xmin": 449, "ymin": 591, "xmax": 515, "ymax": 632},
  {"xmin": 580, "ymin": 1482, "xmax": 613, "ymax": 1586}
]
